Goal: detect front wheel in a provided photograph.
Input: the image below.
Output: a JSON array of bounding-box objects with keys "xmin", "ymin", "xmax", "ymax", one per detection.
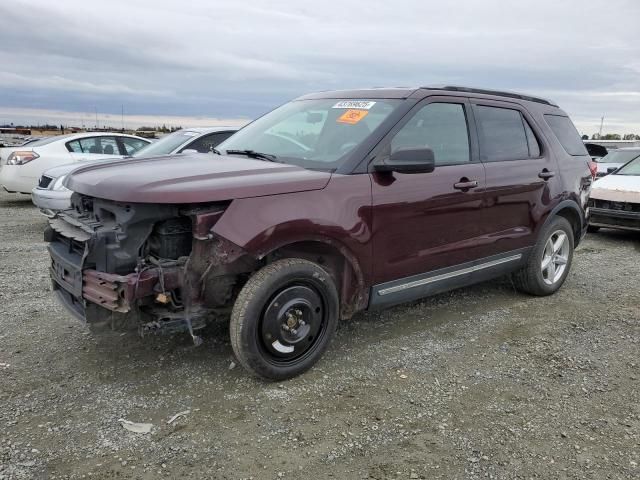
[
  {"xmin": 230, "ymin": 258, "xmax": 339, "ymax": 380},
  {"xmin": 513, "ymin": 216, "xmax": 575, "ymax": 296}
]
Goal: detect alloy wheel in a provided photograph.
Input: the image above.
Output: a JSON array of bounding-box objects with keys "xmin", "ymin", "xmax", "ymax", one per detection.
[{"xmin": 541, "ymin": 230, "xmax": 569, "ymax": 285}]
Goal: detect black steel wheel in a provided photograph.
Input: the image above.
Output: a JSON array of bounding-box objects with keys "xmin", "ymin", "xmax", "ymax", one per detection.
[{"xmin": 230, "ymin": 258, "xmax": 339, "ymax": 380}]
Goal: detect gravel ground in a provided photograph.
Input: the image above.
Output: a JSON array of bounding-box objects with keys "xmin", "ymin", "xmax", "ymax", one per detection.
[{"xmin": 1, "ymin": 190, "xmax": 639, "ymax": 480}]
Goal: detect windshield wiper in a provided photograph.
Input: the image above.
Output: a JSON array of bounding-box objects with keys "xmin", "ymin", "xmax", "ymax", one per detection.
[{"xmin": 224, "ymin": 149, "xmax": 279, "ymax": 162}]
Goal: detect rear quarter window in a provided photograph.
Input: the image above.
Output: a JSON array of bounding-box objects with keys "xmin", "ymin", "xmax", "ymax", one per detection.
[{"xmin": 544, "ymin": 114, "xmax": 588, "ymax": 156}]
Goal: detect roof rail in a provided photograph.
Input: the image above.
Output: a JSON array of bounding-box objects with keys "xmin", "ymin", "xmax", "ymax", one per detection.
[{"xmin": 422, "ymin": 85, "xmax": 558, "ymax": 107}]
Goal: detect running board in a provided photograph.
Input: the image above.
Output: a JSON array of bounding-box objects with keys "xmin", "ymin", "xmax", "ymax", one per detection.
[{"xmin": 369, "ymin": 249, "xmax": 530, "ymax": 309}]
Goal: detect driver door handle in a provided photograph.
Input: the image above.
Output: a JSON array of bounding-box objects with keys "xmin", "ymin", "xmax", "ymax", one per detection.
[
  {"xmin": 453, "ymin": 180, "xmax": 479, "ymax": 190},
  {"xmin": 538, "ymin": 169, "xmax": 555, "ymax": 180}
]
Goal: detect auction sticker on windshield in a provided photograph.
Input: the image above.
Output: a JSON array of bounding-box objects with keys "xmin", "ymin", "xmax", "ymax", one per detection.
[
  {"xmin": 337, "ymin": 109, "xmax": 369, "ymax": 124},
  {"xmin": 332, "ymin": 101, "xmax": 376, "ymax": 110}
]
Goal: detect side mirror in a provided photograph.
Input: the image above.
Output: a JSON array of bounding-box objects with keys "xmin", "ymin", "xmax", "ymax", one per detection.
[
  {"xmin": 606, "ymin": 166, "xmax": 618, "ymax": 174},
  {"xmin": 181, "ymin": 149, "xmax": 198, "ymax": 154},
  {"xmin": 374, "ymin": 147, "xmax": 435, "ymax": 174}
]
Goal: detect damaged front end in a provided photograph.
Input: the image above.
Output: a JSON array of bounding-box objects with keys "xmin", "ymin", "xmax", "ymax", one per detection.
[
  {"xmin": 46, "ymin": 193, "xmax": 259, "ymax": 338},
  {"xmin": 588, "ymin": 198, "xmax": 640, "ymax": 231}
]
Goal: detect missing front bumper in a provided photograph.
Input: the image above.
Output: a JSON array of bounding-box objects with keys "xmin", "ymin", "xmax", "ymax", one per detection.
[{"xmin": 589, "ymin": 207, "xmax": 640, "ymax": 232}]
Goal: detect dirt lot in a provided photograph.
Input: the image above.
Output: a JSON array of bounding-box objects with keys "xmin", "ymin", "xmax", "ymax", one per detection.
[{"xmin": 0, "ymin": 190, "xmax": 639, "ymax": 480}]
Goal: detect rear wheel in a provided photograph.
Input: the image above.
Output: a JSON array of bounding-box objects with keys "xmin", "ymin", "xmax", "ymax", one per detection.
[
  {"xmin": 230, "ymin": 258, "xmax": 339, "ymax": 380},
  {"xmin": 513, "ymin": 216, "xmax": 574, "ymax": 296}
]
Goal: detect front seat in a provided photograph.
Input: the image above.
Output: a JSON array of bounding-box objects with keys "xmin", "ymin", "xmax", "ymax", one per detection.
[
  {"xmin": 89, "ymin": 145, "xmax": 101, "ymax": 154},
  {"xmin": 103, "ymin": 145, "xmax": 114, "ymax": 155}
]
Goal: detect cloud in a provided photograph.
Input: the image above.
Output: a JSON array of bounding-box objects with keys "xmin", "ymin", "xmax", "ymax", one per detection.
[
  {"xmin": 0, "ymin": 0, "xmax": 639, "ymax": 134},
  {"xmin": 0, "ymin": 72, "xmax": 169, "ymax": 96},
  {"xmin": 0, "ymin": 106, "xmax": 250, "ymax": 130}
]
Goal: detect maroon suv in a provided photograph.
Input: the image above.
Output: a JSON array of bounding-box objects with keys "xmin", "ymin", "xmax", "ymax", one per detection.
[{"xmin": 46, "ymin": 86, "xmax": 592, "ymax": 379}]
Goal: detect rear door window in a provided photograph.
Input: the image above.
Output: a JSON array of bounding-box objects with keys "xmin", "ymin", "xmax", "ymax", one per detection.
[
  {"xmin": 97, "ymin": 137, "xmax": 118, "ymax": 155},
  {"xmin": 475, "ymin": 106, "xmax": 530, "ymax": 161},
  {"xmin": 544, "ymin": 114, "xmax": 588, "ymax": 156},
  {"xmin": 118, "ymin": 137, "xmax": 149, "ymax": 155},
  {"xmin": 67, "ymin": 136, "xmax": 119, "ymax": 155},
  {"xmin": 66, "ymin": 140, "xmax": 82, "ymax": 153}
]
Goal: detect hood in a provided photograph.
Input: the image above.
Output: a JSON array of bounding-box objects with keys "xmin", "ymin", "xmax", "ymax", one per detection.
[
  {"xmin": 65, "ymin": 153, "xmax": 332, "ymax": 203},
  {"xmin": 43, "ymin": 157, "xmax": 122, "ymax": 180},
  {"xmin": 591, "ymin": 174, "xmax": 640, "ymax": 202}
]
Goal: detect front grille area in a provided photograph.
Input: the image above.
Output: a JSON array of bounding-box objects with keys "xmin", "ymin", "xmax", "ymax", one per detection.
[
  {"xmin": 590, "ymin": 212, "xmax": 640, "ymax": 230},
  {"xmin": 39, "ymin": 175, "xmax": 53, "ymax": 188},
  {"xmin": 55, "ymin": 232, "xmax": 86, "ymax": 257},
  {"xmin": 590, "ymin": 199, "xmax": 640, "ymax": 213}
]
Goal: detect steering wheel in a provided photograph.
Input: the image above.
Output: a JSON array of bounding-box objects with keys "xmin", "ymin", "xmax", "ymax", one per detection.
[
  {"xmin": 339, "ymin": 141, "xmax": 358, "ymax": 153},
  {"xmin": 264, "ymin": 132, "xmax": 312, "ymax": 153}
]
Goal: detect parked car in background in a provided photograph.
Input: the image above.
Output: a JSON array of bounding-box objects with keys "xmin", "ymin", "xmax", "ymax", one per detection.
[
  {"xmin": 0, "ymin": 132, "xmax": 151, "ymax": 194},
  {"xmin": 0, "ymin": 136, "xmax": 44, "ymax": 148},
  {"xmin": 45, "ymin": 86, "xmax": 591, "ymax": 380},
  {"xmin": 588, "ymin": 155, "xmax": 640, "ymax": 232},
  {"xmin": 32, "ymin": 127, "xmax": 238, "ymax": 216},
  {"xmin": 584, "ymin": 142, "xmax": 607, "ymax": 161},
  {"xmin": 592, "ymin": 147, "xmax": 640, "ymax": 178}
]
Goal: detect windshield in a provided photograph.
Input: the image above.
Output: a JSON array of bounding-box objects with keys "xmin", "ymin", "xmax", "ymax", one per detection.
[
  {"xmin": 133, "ymin": 130, "xmax": 198, "ymax": 157},
  {"xmin": 216, "ymin": 99, "xmax": 402, "ymax": 169},
  {"xmin": 596, "ymin": 149, "xmax": 640, "ymax": 164},
  {"xmin": 615, "ymin": 157, "xmax": 640, "ymax": 175}
]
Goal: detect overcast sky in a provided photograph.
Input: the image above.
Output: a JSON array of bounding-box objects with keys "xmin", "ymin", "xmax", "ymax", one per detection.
[{"xmin": 1, "ymin": 0, "xmax": 639, "ymax": 135}]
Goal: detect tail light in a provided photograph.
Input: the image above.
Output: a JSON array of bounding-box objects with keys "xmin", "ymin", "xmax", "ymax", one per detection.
[
  {"xmin": 7, "ymin": 150, "xmax": 39, "ymax": 165},
  {"xmin": 588, "ymin": 160, "xmax": 597, "ymax": 180}
]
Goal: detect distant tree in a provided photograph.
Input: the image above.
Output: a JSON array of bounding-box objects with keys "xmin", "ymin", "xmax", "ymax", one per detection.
[
  {"xmin": 601, "ymin": 134, "xmax": 621, "ymax": 140},
  {"xmin": 581, "ymin": 134, "xmax": 589, "ymax": 140},
  {"xmin": 591, "ymin": 133, "xmax": 600, "ymax": 140},
  {"xmin": 622, "ymin": 133, "xmax": 638, "ymax": 140}
]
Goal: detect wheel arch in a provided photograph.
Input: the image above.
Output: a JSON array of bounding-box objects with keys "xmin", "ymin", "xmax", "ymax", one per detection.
[
  {"xmin": 542, "ymin": 199, "xmax": 585, "ymax": 246},
  {"xmin": 263, "ymin": 237, "xmax": 369, "ymax": 319}
]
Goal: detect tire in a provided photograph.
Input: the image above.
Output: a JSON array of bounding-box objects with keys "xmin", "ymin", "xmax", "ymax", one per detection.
[
  {"xmin": 230, "ymin": 258, "xmax": 339, "ymax": 380},
  {"xmin": 513, "ymin": 216, "xmax": 574, "ymax": 296},
  {"xmin": 587, "ymin": 225, "xmax": 600, "ymax": 233}
]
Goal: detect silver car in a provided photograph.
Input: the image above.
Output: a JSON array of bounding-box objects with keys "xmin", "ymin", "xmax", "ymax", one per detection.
[{"xmin": 32, "ymin": 127, "xmax": 237, "ymax": 217}]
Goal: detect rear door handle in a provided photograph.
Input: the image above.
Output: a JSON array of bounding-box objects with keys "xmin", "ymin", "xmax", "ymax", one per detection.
[
  {"xmin": 538, "ymin": 170, "xmax": 555, "ymax": 180},
  {"xmin": 453, "ymin": 180, "xmax": 479, "ymax": 190}
]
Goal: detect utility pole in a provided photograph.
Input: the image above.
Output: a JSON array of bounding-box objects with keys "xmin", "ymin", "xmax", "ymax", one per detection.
[
  {"xmin": 95, "ymin": 107, "xmax": 98, "ymax": 130},
  {"xmin": 598, "ymin": 116, "xmax": 604, "ymax": 139},
  {"xmin": 121, "ymin": 105, "xmax": 124, "ymax": 132}
]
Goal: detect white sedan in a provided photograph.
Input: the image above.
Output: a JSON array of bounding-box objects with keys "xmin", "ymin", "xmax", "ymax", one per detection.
[
  {"xmin": 31, "ymin": 127, "xmax": 237, "ymax": 216},
  {"xmin": 592, "ymin": 147, "xmax": 640, "ymax": 178},
  {"xmin": 588, "ymin": 155, "xmax": 640, "ymax": 232},
  {"xmin": 0, "ymin": 132, "xmax": 150, "ymax": 194}
]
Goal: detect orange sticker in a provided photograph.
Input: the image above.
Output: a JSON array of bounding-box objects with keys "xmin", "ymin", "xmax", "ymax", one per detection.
[{"xmin": 337, "ymin": 109, "xmax": 369, "ymax": 124}]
